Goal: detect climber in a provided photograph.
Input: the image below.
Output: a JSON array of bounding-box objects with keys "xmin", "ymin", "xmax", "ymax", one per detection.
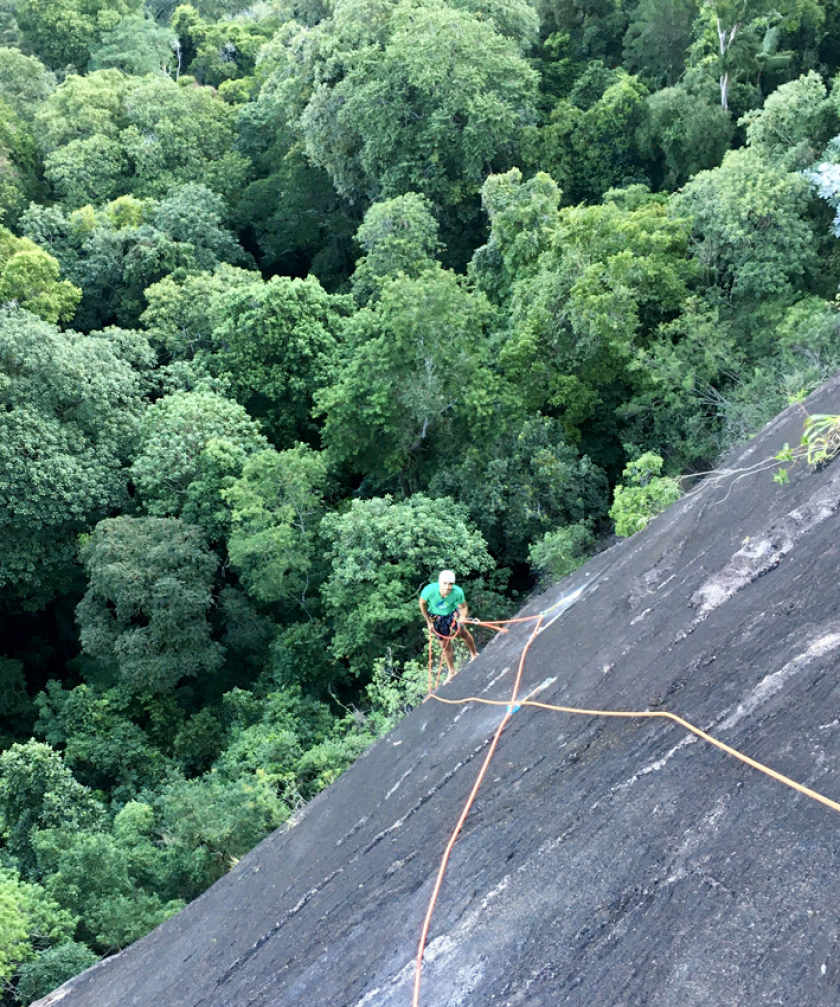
[{"xmin": 419, "ymin": 570, "xmax": 479, "ymax": 682}]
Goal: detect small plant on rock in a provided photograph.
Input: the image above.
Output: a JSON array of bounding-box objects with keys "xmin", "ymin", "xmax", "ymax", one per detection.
[
  {"xmin": 773, "ymin": 413, "xmax": 840, "ymax": 483},
  {"xmin": 609, "ymin": 453, "xmax": 681, "ymax": 538}
]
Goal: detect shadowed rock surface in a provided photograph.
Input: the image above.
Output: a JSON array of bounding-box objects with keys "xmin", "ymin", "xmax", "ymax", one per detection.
[{"xmin": 37, "ymin": 377, "xmax": 840, "ymax": 1006}]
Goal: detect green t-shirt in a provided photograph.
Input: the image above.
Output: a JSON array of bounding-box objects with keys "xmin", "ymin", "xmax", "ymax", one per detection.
[{"xmin": 421, "ymin": 582, "xmax": 465, "ymax": 617}]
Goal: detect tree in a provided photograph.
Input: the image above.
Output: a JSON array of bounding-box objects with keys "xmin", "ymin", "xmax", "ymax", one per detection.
[
  {"xmin": 233, "ymin": 146, "xmax": 358, "ymax": 288},
  {"xmin": 689, "ymin": 0, "xmax": 822, "ymax": 110},
  {"xmin": 225, "ymin": 444, "xmax": 328, "ymax": 610},
  {"xmin": 449, "ymin": 0, "xmax": 539, "ymax": 50},
  {"xmin": 566, "ymin": 59, "xmax": 622, "ymax": 108},
  {"xmin": 131, "ymin": 389, "xmax": 270, "ymax": 544},
  {"xmin": 73, "ymin": 221, "xmax": 195, "ymax": 330},
  {"xmin": 234, "ymin": 72, "xmax": 360, "ymax": 286},
  {"xmin": 0, "ymin": 226, "xmax": 81, "ymax": 322},
  {"xmin": 619, "ymin": 296, "xmax": 740, "ymax": 466},
  {"xmin": 35, "ymin": 71, "xmax": 251, "ymax": 203},
  {"xmin": 89, "ymin": 13, "xmax": 176, "ymax": 76},
  {"xmin": 212, "ymin": 586, "xmax": 276, "ymax": 689},
  {"xmin": 171, "ymin": 3, "xmax": 272, "ymax": 86},
  {"xmin": 526, "ymin": 70, "xmax": 650, "ymax": 202},
  {"xmin": 428, "ymin": 416, "xmax": 610, "ymax": 566},
  {"xmin": 19, "ymin": 202, "xmax": 111, "ymax": 286},
  {"xmin": 521, "ymin": 98, "xmax": 582, "ymax": 199},
  {"xmin": 637, "ymin": 85, "xmax": 734, "ymax": 189},
  {"xmin": 740, "ymin": 71, "xmax": 837, "ymax": 169},
  {"xmin": 149, "ymin": 184, "xmax": 249, "ymax": 272},
  {"xmin": 0, "ymin": 740, "xmax": 104, "ymax": 873},
  {"xmin": 807, "ymin": 144, "xmax": 840, "ymax": 237},
  {"xmin": 15, "ymin": 941, "xmax": 99, "ymax": 1004},
  {"xmin": 34, "ymin": 69, "xmax": 128, "ymax": 154},
  {"xmin": 76, "ymin": 516, "xmax": 224, "ymax": 694},
  {"xmin": 673, "ymin": 147, "xmax": 817, "ymax": 301},
  {"xmin": 609, "ymin": 452, "xmax": 681, "ymax": 535},
  {"xmin": 320, "ymin": 493, "xmax": 493, "ymax": 674},
  {"xmin": 318, "ymin": 0, "xmax": 539, "ymax": 207},
  {"xmin": 13, "ymin": 0, "xmax": 138, "ymax": 70},
  {"xmin": 575, "ymin": 72, "xmax": 650, "ymax": 199},
  {"xmin": 622, "ymin": 0, "xmax": 699, "ymax": 87},
  {"xmin": 536, "ymin": 0, "xmax": 631, "ymax": 63},
  {"xmin": 0, "ymin": 869, "xmax": 77, "ymax": 985},
  {"xmin": 469, "ymin": 169, "xmax": 562, "ymax": 305},
  {"xmin": 351, "ymin": 192, "xmax": 443, "ymax": 305},
  {"xmin": 0, "ymin": 47, "xmax": 55, "ymax": 118},
  {"xmin": 36, "ymin": 827, "xmax": 184, "ymax": 952},
  {"xmin": 20, "ymin": 195, "xmax": 249, "ymax": 331},
  {"xmin": 265, "ymin": 0, "xmax": 539, "ymax": 219},
  {"xmin": 214, "ymin": 685, "xmax": 335, "ymax": 788},
  {"xmin": 141, "ymin": 265, "xmax": 254, "ymax": 359},
  {"xmin": 318, "ymin": 266, "xmax": 500, "ymax": 489},
  {"xmin": 35, "ymin": 682, "xmax": 173, "ymax": 797},
  {"xmin": 528, "ymin": 522, "xmax": 596, "ymax": 584},
  {"xmin": 0, "ymin": 309, "xmax": 150, "ymax": 608},
  {"xmin": 43, "ymin": 134, "xmax": 129, "ymax": 209},
  {"xmin": 0, "ymin": 658, "xmax": 35, "ymax": 748},
  {"xmin": 500, "ymin": 186, "xmax": 696, "ymax": 446},
  {"xmin": 120, "ymin": 75, "xmax": 250, "ymax": 201},
  {"xmin": 213, "ymin": 718, "xmax": 302, "ymax": 793},
  {"xmin": 208, "ymin": 274, "xmax": 350, "ymax": 447},
  {"xmin": 0, "ymin": 96, "xmax": 42, "ymax": 228},
  {"xmin": 0, "ymin": 247, "xmax": 80, "ymax": 324},
  {"xmin": 156, "ymin": 774, "xmax": 287, "ymax": 898}
]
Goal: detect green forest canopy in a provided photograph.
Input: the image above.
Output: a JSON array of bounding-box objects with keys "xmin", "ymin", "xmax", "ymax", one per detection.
[{"xmin": 3, "ymin": 0, "xmax": 840, "ymax": 998}]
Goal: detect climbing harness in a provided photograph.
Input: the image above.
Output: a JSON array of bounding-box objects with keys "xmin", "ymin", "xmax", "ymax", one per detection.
[
  {"xmin": 411, "ymin": 592, "xmax": 840, "ymax": 1007},
  {"xmin": 431, "ymin": 613, "xmax": 459, "ymax": 642},
  {"xmin": 426, "ymin": 614, "xmax": 490, "ymax": 690}
]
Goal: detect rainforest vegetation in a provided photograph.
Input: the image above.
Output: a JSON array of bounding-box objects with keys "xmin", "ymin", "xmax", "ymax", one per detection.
[{"xmin": 2, "ymin": 0, "xmax": 840, "ymax": 997}]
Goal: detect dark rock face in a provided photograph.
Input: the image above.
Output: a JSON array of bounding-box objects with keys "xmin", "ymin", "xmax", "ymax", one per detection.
[{"xmin": 37, "ymin": 378, "xmax": 840, "ymax": 1007}]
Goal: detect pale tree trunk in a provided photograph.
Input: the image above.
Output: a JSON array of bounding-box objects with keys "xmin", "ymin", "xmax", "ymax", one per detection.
[{"xmin": 716, "ymin": 17, "xmax": 739, "ymax": 111}]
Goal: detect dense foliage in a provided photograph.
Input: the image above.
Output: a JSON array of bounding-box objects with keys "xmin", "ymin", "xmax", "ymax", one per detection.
[{"xmin": 3, "ymin": 0, "xmax": 840, "ymax": 998}]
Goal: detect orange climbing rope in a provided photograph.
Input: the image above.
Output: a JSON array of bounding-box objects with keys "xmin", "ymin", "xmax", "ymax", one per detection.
[
  {"xmin": 410, "ymin": 605, "xmax": 840, "ymax": 1007},
  {"xmin": 430, "ymin": 695, "xmax": 840, "ymax": 816},
  {"xmin": 412, "ymin": 614, "xmax": 544, "ymax": 1007}
]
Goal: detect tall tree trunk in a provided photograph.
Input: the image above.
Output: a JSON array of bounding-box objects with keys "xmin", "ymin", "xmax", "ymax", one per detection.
[{"xmin": 716, "ymin": 17, "xmax": 739, "ymax": 111}]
